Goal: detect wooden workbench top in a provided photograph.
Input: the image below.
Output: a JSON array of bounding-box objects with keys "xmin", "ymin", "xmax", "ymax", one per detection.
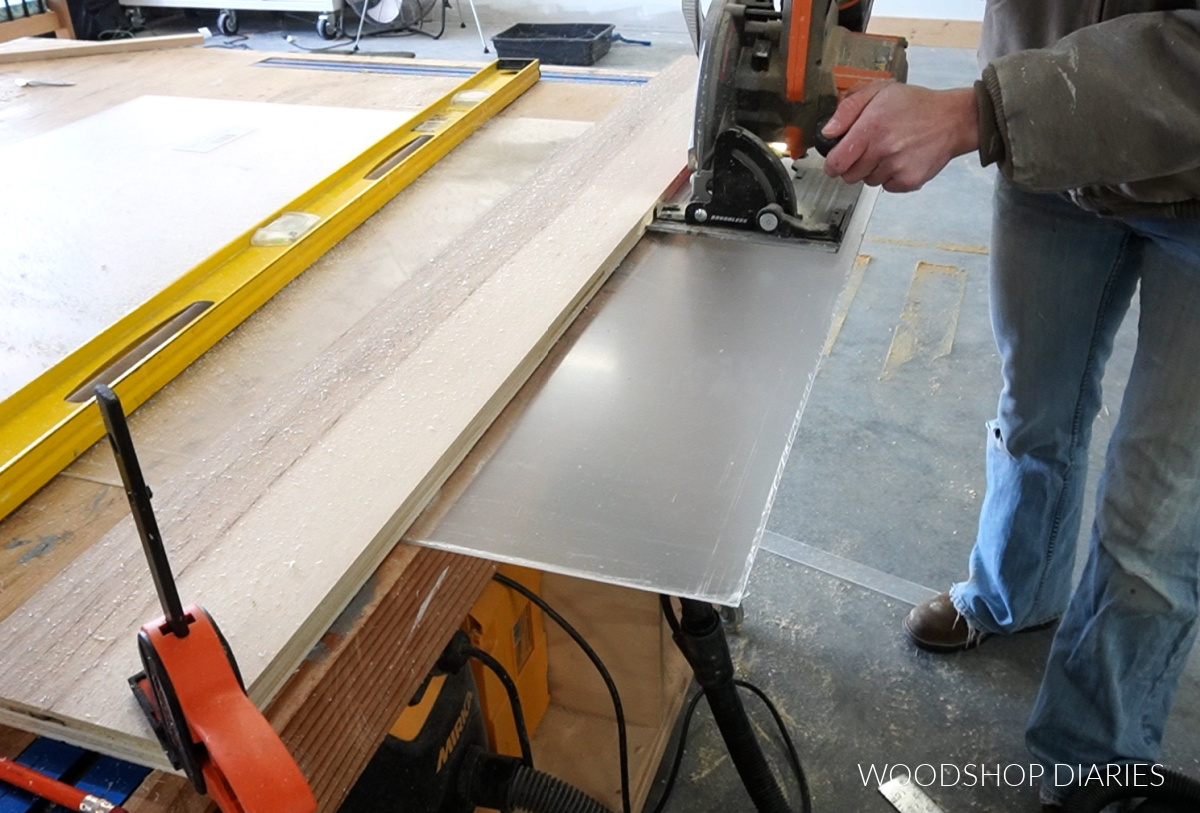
[{"xmin": 0, "ymin": 45, "xmax": 689, "ymax": 812}]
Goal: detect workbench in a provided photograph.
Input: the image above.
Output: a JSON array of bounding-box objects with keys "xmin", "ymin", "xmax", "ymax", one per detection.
[
  {"xmin": 0, "ymin": 43, "xmax": 871, "ymax": 813},
  {"xmin": 0, "ymin": 45, "xmax": 694, "ymax": 813}
]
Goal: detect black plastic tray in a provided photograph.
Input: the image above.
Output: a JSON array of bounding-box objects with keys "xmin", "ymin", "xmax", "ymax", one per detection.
[{"xmin": 492, "ymin": 23, "xmax": 615, "ymax": 66}]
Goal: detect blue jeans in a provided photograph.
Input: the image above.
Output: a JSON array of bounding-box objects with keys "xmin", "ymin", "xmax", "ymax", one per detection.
[{"xmin": 948, "ymin": 177, "xmax": 1200, "ymax": 803}]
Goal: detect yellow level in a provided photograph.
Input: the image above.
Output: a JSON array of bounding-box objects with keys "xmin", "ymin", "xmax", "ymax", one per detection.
[{"xmin": 0, "ymin": 58, "xmax": 540, "ymax": 523}]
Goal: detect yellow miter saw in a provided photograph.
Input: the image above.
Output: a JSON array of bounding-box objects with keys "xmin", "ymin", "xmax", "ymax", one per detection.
[{"xmin": 656, "ymin": 0, "xmax": 908, "ymax": 243}]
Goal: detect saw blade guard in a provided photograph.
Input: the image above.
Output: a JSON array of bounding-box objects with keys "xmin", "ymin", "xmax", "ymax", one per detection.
[{"xmin": 690, "ymin": 0, "xmax": 741, "ymax": 175}]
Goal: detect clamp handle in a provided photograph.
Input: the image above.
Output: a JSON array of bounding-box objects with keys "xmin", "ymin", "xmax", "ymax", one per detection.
[{"xmin": 95, "ymin": 385, "xmax": 190, "ymax": 638}]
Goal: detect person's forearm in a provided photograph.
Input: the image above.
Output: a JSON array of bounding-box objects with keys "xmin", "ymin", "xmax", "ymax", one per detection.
[{"xmin": 983, "ymin": 11, "xmax": 1200, "ymax": 191}]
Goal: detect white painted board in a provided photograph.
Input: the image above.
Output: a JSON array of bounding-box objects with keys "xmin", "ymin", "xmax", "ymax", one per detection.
[{"xmin": 0, "ymin": 96, "xmax": 410, "ymax": 401}]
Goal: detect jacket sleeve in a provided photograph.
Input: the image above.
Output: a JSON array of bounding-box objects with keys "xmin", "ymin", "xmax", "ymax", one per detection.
[{"xmin": 976, "ymin": 10, "xmax": 1200, "ymax": 192}]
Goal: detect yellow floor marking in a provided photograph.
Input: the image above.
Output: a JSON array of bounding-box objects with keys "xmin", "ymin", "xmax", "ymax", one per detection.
[
  {"xmin": 937, "ymin": 242, "xmax": 989, "ymax": 255},
  {"xmin": 823, "ymin": 254, "xmax": 872, "ymax": 357},
  {"xmin": 867, "ymin": 236, "xmax": 989, "ymax": 256},
  {"xmin": 881, "ymin": 261, "xmax": 968, "ymax": 380}
]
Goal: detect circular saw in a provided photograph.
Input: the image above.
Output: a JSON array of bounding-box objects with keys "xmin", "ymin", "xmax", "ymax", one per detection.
[{"xmin": 675, "ymin": 0, "xmax": 908, "ymax": 240}]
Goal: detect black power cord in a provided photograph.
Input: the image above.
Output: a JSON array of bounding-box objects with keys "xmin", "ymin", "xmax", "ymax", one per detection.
[
  {"xmin": 465, "ymin": 645, "xmax": 534, "ymax": 768},
  {"xmin": 1064, "ymin": 767, "xmax": 1200, "ymax": 812},
  {"xmin": 437, "ymin": 629, "xmax": 535, "ymax": 769},
  {"xmin": 648, "ymin": 679, "xmax": 811, "ymax": 813},
  {"xmin": 492, "ymin": 576, "xmax": 809, "ymax": 813},
  {"xmin": 735, "ymin": 680, "xmax": 811, "ymax": 813},
  {"xmin": 492, "ymin": 572, "xmax": 633, "ymax": 813},
  {"xmin": 659, "ymin": 596, "xmax": 812, "ymax": 813},
  {"xmin": 397, "ymin": 630, "xmax": 613, "ymax": 813},
  {"xmin": 648, "ymin": 686, "xmax": 705, "ymax": 813}
]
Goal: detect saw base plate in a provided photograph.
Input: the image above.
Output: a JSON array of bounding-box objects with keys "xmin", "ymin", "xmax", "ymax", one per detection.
[{"xmin": 650, "ymin": 151, "xmax": 863, "ymax": 248}]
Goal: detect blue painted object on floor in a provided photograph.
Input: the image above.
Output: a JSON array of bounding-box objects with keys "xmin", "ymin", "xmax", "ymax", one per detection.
[
  {"xmin": 0, "ymin": 739, "xmax": 85, "ymax": 813},
  {"xmin": 0, "ymin": 738, "xmax": 149, "ymax": 813},
  {"xmin": 74, "ymin": 755, "xmax": 151, "ymax": 807}
]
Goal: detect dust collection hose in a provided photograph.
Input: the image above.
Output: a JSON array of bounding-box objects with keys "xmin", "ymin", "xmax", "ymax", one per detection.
[
  {"xmin": 1063, "ymin": 767, "xmax": 1200, "ymax": 813},
  {"xmin": 506, "ymin": 765, "xmax": 614, "ymax": 813},
  {"xmin": 462, "ymin": 746, "xmax": 615, "ymax": 813},
  {"xmin": 667, "ymin": 597, "xmax": 795, "ymax": 813}
]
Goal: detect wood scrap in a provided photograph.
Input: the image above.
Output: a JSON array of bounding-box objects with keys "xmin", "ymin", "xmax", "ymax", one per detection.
[
  {"xmin": 0, "ymin": 56, "xmax": 697, "ymax": 768},
  {"xmin": 868, "ymin": 16, "xmax": 982, "ymax": 48},
  {"xmin": 0, "ymin": 15, "xmax": 60, "ymax": 44},
  {"xmin": 0, "ymin": 723, "xmax": 36, "ymax": 758},
  {"xmin": 0, "ymin": 0, "xmax": 71, "ymax": 45},
  {"xmin": 535, "ymin": 576, "xmax": 691, "ymax": 811},
  {"xmin": 0, "ymin": 33, "xmax": 202, "ymax": 64}
]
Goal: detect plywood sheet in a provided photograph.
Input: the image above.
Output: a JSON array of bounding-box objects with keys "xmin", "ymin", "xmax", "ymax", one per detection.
[
  {"xmin": 0, "ymin": 57, "xmax": 696, "ymax": 767},
  {"xmin": 0, "ymin": 114, "xmax": 594, "ymax": 626},
  {"xmin": 0, "ymin": 50, "xmax": 465, "ymax": 148},
  {"xmin": 0, "ymin": 33, "xmax": 199, "ymax": 62},
  {"xmin": 0, "ymin": 95, "xmax": 410, "ymax": 400},
  {"xmin": 868, "ymin": 16, "xmax": 982, "ymax": 48}
]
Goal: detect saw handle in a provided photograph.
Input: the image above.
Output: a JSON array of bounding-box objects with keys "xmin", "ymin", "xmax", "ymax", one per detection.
[{"xmin": 814, "ymin": 117, "xmax": 842, "ymax": 158}]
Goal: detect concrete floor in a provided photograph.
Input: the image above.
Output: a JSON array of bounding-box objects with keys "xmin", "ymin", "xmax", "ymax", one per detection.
[
  {"xmin": 133, "ymin": 14, "xmax": 1200, "ymax": 810},
  {"xmin": 648, "ymin": 48, "xmax": 1200, "ymax": 813}
]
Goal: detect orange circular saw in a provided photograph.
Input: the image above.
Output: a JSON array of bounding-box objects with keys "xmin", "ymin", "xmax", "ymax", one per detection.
[
  {"xmin": 96, "ymin": 385, "xmax": 317, "ymax": 813},
  {"xmin": 682, "ymin": 0, "xmax": 907, "ymax": 238}
]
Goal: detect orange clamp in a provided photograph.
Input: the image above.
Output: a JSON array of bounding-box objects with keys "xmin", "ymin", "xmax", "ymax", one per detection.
[{"xmin": 136, "ymin": 606, "xmax": 316, "ymax": 813}]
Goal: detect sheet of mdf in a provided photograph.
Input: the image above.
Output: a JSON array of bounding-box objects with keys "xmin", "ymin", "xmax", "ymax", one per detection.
[
  {"xmin": 0, "ymin": 57, "xmax": 697, "ymax": 766},
  {"xmin": 0, "ymin": 95, "xmax": 411, "ymax": 401},
  {"xmin": 0, "ymin": 50, "xmax": 466, "ymax": 147},
  {"xmin": 0, "ymin": 113, "xmax": 596, "ymax": 625}
]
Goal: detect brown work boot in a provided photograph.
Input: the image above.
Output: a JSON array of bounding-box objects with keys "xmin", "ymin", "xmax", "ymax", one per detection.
[
  {"xmin": 903, "ymin": 592, "xmax": 989, "ymax": 653},
  {"xmin": 904, "ymin": 592, "xmax": 1059, "ymax": 653}
]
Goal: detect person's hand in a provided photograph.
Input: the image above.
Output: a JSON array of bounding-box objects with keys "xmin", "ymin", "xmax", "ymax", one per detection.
[{"xmin": 821, "ymin": 81, "xmax": 980, "ymax": 192}]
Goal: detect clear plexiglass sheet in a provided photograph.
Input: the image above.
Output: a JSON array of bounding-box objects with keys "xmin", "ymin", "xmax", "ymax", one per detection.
[{"xmin": 410, "ymin": 188, "xmax": 878, "ymax": 605}]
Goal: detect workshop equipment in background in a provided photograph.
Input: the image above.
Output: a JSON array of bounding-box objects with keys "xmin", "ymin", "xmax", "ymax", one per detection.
[
  {"xmin": 95, "ymin": 385, "xmax": 316, "ymax": 813},
  {"xmin": 0, "ymin": 58, "xmax": 539, "ymax": 527},
  {"xmin": 464, "ymin": 565, "xmax": 550, "ymax": 757},
  {"xmin": 339, "ymin": 0, "xmax": 487, "ymax": 48},
  {"xmin": 340, "ymin": 630, "xmax": 613, "ymax": 813},
  {"xmin": 656, "ymin": 0, "xmax": 906, "ymax": 242},
  {"xmin": 255, "ymin": 55, "xmax": 652, "ymax": 86},
  {"xmin": 492, "ymin": 23, "xmax": 615, "ymax": 66}
]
